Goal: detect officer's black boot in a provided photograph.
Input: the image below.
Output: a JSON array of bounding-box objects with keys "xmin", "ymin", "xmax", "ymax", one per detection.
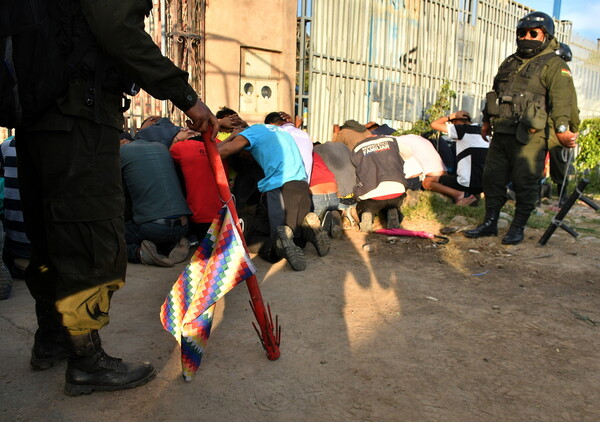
[
  {"xmin": 30, "ymin": 302, "xmax": 70, "ymax": 370},
  {"xmin": 65, "ymin": 330, "xmax": 156, "ymax": 396},
  {"xmin": 464, "ymin": 209, "xmax": 500, "ymax": 238},
  {"xmin": 502, "ymin": 212, "xmax": 530, "ymax": 245}
]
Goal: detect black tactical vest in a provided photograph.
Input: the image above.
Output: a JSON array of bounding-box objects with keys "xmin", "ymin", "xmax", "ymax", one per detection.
[{"xmin": 486, "ymin": 52, "xmax": 560, "ymax": 133}]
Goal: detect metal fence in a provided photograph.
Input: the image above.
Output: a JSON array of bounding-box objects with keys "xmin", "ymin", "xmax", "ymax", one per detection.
[
  {"xmin": 301, "ymin": 0, "xmax": 596, "ymax": 143},
  {"xmin": 569, "ymin": 33, "xmax": 600, "ymax": 120}
]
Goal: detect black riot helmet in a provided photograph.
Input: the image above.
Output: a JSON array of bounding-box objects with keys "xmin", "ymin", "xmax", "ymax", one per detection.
[
  {"xmin": 555, "ymin": 42, "xmax": 573, "ymax": 62},
  {"xmin": 517, "ymin": 11, "xmax": 555, "ymax": 38}
]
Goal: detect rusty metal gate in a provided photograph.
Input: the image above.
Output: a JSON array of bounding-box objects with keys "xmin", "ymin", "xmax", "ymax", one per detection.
[{"xmin": 124, "ymin": 0, "xmax": 206, "ymax": 133}]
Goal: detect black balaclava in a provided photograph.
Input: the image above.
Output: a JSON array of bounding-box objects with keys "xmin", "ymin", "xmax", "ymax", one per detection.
[{"xmin": 516, "ymin": 36, "xmax": 550, "ymax": 59}]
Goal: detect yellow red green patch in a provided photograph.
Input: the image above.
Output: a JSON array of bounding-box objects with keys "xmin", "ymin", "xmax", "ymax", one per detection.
[{"xmin": 561, "ymin": 68, "xmax": 572, "ymax": 77}]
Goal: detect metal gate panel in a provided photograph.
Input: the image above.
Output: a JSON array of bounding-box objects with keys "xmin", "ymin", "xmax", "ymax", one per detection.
[{"xmin": 304, "ymin": 0, "xmax": 597, "ymax": 143}]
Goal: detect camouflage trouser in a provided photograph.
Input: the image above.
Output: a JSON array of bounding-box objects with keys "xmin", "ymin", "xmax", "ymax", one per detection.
[
  {"xmin": 482, "ymin": 132, "xmax": 547, "ymax": 217},
  {"xmin": 16, "ymin": 117, "xmax": 126, "ymax": 334}
]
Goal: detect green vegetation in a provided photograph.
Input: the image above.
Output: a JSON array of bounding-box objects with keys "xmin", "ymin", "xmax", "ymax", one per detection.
[
  {"xmin": 402, "ymin": 191, "xmax": 483, "ymax": 224},
  {"xmin": 392, "ymin": 81, "xmax": 456, "ymax": 136},
  {"xmin": 573, "ymin": 118, "xmax": 600, "ymax": 193},
  {"xmin": 575, "ymin": 118, "xmax": 600, "ymax": 174}
]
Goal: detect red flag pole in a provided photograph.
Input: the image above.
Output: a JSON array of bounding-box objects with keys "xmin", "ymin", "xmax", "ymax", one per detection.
[{"xmin": 202, "ymin": 130, "xmax": 281, "ymax": 360}]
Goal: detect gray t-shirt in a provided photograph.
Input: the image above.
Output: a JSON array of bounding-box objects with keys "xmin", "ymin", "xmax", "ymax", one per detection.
[{"xmin": 314, "ymin": 142, "xmax": 356, "ymax": 198}]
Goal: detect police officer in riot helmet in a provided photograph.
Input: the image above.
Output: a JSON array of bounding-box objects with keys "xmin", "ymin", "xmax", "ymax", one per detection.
[
  {"xmin": 514, "ymin": 11, "xmax": 555, "ymax": 58},
  {"xmin": 556, "ymin": 42, "xmax": 573, "ymax": 62},
  {"xmin": 465, "ymin": 11, "xmax": 580, "ymax": 245},
  {"xmin": 549, "ymin": 42, "xmax": 576, "ymax": 207}
]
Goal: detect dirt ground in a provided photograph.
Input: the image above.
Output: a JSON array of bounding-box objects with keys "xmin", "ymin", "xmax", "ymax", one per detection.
[{"xmin": 1, "ymin": 200, "xmax": 599, "ymax": 421}]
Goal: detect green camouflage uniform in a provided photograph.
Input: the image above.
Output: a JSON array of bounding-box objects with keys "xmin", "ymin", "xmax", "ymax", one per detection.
[
  {"xmin": 482, "ymin": 38, "xmax": 579, "ymax": 219},
  {"xmin": 547, "ymin": 93, "xmax": 580, "ymax": 196}
]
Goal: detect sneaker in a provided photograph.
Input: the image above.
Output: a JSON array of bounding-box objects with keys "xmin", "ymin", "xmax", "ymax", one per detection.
[
  {"xmin": 168, "ymin": 237, "xmax": 190, "ymax": 264},
  {"xmin": 386, "ymin": 208, "xmax": 401, "ymax": 229},
  {"xmin": 320, "ymin": 211, "xmax": 333, "ymax": 235},
  {"xmin": 302, "ymin": 212, "xmax": 330, "ymax": 256},
  {"xmin": 276, "ymin": 226, "xmax": 306, "ymax": 271},
  {"xmin": 330, "ymin": 210, "xmax": 343, "ymax": 239},
  {"xmin": 342, "ymin": 216, "xmax": 352, "ymax": 230},
  {"xmin": 360, "ymin": 211, "xmax": 373, "ymax": 233},
  {"xmin": 140, "ymin": 240, "xmax": 174, "ymax": 267}
]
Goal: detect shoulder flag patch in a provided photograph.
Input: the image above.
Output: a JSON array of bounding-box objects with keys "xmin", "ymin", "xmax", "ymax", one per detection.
[{"xmin": 561, "ymin": 68, "xmax": 572, "ymax": 77}]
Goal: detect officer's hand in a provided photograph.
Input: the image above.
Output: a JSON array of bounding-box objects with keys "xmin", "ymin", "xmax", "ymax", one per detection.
[
  {"xmin": 481, "ymin": 121, "xmax": 492, "ymax": 141},
  {"xmin": 556, "ymin": 130, "xmax": 578, "ymax": 148},
  {"xmin": 185, "ymin": 99, "xmax": 219, "ymax": 139}
]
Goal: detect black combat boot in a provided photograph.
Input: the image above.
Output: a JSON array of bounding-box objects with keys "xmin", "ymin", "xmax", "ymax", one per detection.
[
  {"xmin": 30, "ymin": 302, "xmax": 70, "ymax": 370},
  {"xmin": 65, "ymin": 330, "xmax": 156, "ymax": 396},
  {"xmin": 464, "ymin": 209, "xmax": 500, "ymax": 238},
  {"xmin": 502, "ymin": 212, "xmax": 530, "ymax": 245},
  {"xmin": 275, "ymin": 226, "xmax": 306, "ymax": 271}
]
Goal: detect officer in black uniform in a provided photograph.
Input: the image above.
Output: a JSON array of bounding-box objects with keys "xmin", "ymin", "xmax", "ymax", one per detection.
[
  {"xmin": 465, "ymin": 11, "xmax": 579, "ymax": 245},
  {"xmin": 13, "ymin": 0, "xmax": 218, "ymax": 395}
]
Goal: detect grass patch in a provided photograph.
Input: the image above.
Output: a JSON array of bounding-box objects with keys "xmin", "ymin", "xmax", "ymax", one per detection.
[
  {"xmin": 402, "ymin": 191, "xmax": 560, "ymax": 230},
  {"xmin": 402, "ymin": 191, "xmax": 484, "ymax": 225}
]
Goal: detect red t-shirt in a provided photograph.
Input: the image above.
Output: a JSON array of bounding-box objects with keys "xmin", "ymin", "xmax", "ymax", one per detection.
[
  {"xmin": 170, "ymin": 139, "xmax": 223, "ymax": 223},
  {"xmin": 309, "ymin": 151, "xmax": 337, "ymax": 187}
]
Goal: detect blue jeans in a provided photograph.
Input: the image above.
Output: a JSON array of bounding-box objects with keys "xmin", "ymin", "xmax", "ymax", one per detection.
[
  {"xmin": 125, "ymin": 220, "xmax": 189, "ymax": 262},
  {"xmin": 311, "ymin": 193, "xmax": 340, "ymax": 219}
]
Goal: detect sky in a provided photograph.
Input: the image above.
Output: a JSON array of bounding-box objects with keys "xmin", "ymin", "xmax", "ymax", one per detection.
[
  {"xmin": 297, "ymin": 1, "xmax": 600, "ymax": 41},
  {"xmin": 523, "ymin": 0, "xmax": 600, "ymax": 40}
]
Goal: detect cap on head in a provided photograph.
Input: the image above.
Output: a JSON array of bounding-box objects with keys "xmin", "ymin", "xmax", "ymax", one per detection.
[
  {"xmin": 517, "ymin": 11, "xmax": 554, "ymax": 37},
  {"xmin": 340, "ymin": 120, "xmax": 368, "ymax": 133},
  {"xmin": 555, "ymin": 42, "xmax": 573, "ymax": 62}
]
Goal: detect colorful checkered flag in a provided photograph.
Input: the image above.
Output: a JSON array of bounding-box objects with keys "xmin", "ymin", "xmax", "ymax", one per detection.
[{"xmin": 160, "ymin": 204, "xmax": 256, "ymax": 381}]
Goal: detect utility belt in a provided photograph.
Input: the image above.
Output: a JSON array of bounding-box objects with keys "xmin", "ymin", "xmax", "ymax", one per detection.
[{"xmin": 152, "ymin": 216, "xmax": 188, "ymax": 227}]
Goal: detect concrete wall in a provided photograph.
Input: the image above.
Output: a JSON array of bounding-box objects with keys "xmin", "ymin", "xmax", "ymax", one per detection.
[{"xmin": 204, "ymin": 1, "xmax": 297, "ymax": 125}]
